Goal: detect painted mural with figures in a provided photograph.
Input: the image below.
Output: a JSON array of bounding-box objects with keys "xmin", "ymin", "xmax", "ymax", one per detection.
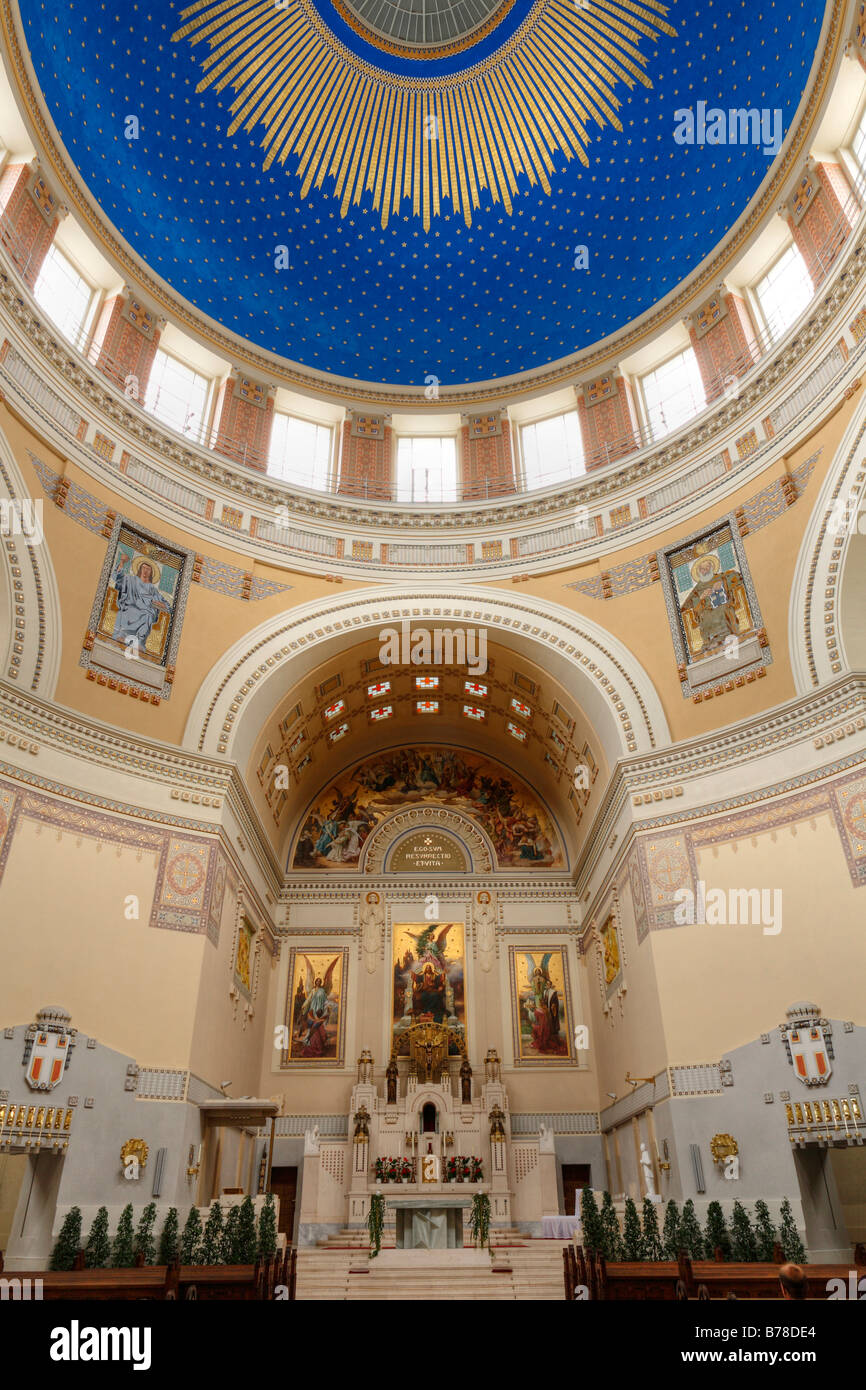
[
  {"xmin": 391, "ymin": 922, "xmax": 466, "ymax": 1059},
  {"xmin": 509, "ymin": 947, "xmax": 573, "ymax": 1065},
  {"xmin": 669, "ymin": 524, "xmax": 756, "ymax": 661},
  {"xmin": 291, "ymin": 747, "xmax": 564, "ymax": 870},
  {"xmin": 283, "ymin": 948, "xmax": 347, "ymax": 1066},
  {"xmin": 97, "ymin": 524, "xmax": 184, "ymax": 665}
]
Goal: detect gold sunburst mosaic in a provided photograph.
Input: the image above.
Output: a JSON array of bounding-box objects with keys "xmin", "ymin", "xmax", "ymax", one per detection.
[{"xmin": 172, "ymin": 0, "xmax": 676, "ymax": 229}]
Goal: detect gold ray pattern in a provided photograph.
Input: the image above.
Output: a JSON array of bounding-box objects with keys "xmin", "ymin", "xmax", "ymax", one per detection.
[{"xmin": 172, "ymin": 0, "xmax": 676, "ymax": 230}]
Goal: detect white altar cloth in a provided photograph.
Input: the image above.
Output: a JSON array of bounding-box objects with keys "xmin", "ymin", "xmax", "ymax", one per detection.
[{"xmin": 541, "ymin": 1215, "xmax": 581, "ymax": 1239}]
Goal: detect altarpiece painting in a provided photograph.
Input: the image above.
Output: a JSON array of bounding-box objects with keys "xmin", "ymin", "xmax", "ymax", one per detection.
[
  {"xmin": 282, "ymin": 948, "xmax": 348, "ymax": 1067},
  {"xmin": 509, "ymin": 947, "xmax": 574, "ymax": 1065},
  {"xmin": 391, "ymin": 923, "xmax": 466, "ymax": 1060}
]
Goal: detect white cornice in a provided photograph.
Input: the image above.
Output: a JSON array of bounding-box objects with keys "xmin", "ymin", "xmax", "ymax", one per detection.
[
  {"xmin": 0, "ymin": 678, "xmax": 285, "ymax": 901},
  {"xmin": 2, "ymin": 673, "xmax": 865, "ymax": 930},
  {"xmin": 571, "ymin": 673, "xmax": 866, "ymax": 908},
  {"xmin": 0, "ymin": 229, "xmax": 863, "ymax": 590}
]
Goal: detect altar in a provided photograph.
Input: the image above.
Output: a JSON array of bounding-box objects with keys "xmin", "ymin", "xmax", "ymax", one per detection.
[
  {"xmin": 387, "ymin": 1194, "xmax": 475, "ymax": 1250},
  {"xmin": 337, "ymin": 1036, "xmax": 515, "ymax": 1239}
]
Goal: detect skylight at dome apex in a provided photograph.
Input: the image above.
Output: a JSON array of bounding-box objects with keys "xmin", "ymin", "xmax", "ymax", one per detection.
[{"xmin": 24, "ymin": 0, "xmax": 825, "ymax": 386}]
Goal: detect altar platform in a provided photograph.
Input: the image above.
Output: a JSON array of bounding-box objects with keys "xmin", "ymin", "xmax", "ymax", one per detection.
[
  {"xmin": 383, "ymin": 1191, "xmax": 480, "ymax": 1249},
  {"xmin": 351, "ymin": 1249, "xmax": 497, "ymax": 1271}
]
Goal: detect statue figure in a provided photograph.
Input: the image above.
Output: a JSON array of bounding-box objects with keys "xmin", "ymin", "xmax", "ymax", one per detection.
[
  {"xmin": 489, "ymin": 1104, "xmax": 506, "ymax": 1140},
  {"xmin": 639, "ymin": 1142, "xmax": 657, "ymax": 1198},
  {"xmin": 386, "ymin": 1054, "xmax": 399, "ymax": 1105},
  {"xmin": 474, "ymin": 890, "xmax": 497, "ymax": 974},
  {"xmin": 360, "ymin": 892, "xmax": 383, "ymax": 976},
  {"xmin": 303, "ymin": 1125, "xmax": 321, "ymax": 1156},
  {"xmin": 356, "ymin": 1049, "xmax": 374, "ymax": 1084},
  {"xmin": 538, "ymin": 1123, "xmax": 555, "ymax": 1154},
  {"xmin": 460, "ymin": 1056, "xmax": 472, "ymax": 1105},
  {"xmin": 353, "ymin": 1103, "xmax": 371, "ymax": 1143},
  {"xmin": 484, "ymin": 1048, "xmax": 501, "ymax": 1083}
]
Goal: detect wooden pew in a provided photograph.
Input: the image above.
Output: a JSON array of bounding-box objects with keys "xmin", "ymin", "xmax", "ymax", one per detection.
[
  {"xmin": 562, "ymin": 1247, "xmax": 576, "ymax": 1299},
  {"xmin": 25, "ymin": 1266, "xmax": 175, "ymax": 1300},
  {"xmin": 593, "ymin": 1249, "xmax": 865, "ymax": 1300},
  {"xmin": 175, "ymin": 1261, "xmax": 264, "ymax": 1300},
  {"xmin": 0, "ymin": 1249, "xmax": 295, "ymax": 1300}
]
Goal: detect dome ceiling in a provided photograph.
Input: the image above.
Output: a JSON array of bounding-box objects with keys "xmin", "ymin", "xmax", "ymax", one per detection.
[
  {"xmin": 341, "ymin": 0, "xmax": 509, "ymax": 50},
  {"xmin": 22, "ymin": 0, "xmax": 825, "ymax": 387},
  {"xmin": 248, "ymin": 632, "xmax": 604, "ymax": 866}
]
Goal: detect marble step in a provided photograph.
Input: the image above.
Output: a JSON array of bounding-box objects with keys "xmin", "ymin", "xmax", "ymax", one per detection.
[{"xmin": 295, "ymin": 1238, "xmax": 568, "ymax": 1300}]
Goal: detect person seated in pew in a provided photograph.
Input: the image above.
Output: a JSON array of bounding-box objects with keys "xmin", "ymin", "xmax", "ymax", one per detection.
[{"xmin": 778, "ymin": 1263, "xmax": 808, "ymax": 1300}]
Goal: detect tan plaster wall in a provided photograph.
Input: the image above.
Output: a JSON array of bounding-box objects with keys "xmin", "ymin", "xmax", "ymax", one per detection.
[
  {"xmin": 6, "ymin": 384, "xmax": 860, "ymax": 773},
  {"xmin": 0, "ymin": 815, "xmax": 204, "ymax": 1064},
  {"xmin": 650, "ymin": 814, "xmax": 866, "ymax": 1060},
  {"xmin": 188, "ymin": 872, "xmax": 273, "ymax": 1095},
  {"xmin": 5, "ymin": 406, "xmax": 370, "ymax": 743},
  {"xmin": 583, "ymin": 870, "xmax": 670, "ymax": 1100}
]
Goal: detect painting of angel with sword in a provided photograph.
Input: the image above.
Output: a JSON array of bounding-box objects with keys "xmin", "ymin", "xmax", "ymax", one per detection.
[{"xmin": 292, "ymin": 954, "xmax": 342, "ymax": 1060}]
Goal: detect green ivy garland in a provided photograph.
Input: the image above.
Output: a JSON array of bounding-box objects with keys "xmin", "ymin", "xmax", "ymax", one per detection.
[
  {"xmin": 367, "ymin": 1192, "xmax": 385, "ymax": 1259},
  {"xmin": 469, "ymin": 1192, "xmax": 491, "ymax": 1250}
]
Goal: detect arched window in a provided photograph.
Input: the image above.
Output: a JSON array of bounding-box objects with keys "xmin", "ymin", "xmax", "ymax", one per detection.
[
  {"xmin": 33, "ymin": 244, "xmax": 95, "ymax": 346},
  {"xmin": 395, "ymin": 436, "xmax": 458, "ymax": 503},
  {"xmin": 144, "ymin": 348, "xmax": 210, "ymax": 438},
  {"xmin": 640, "ymin": 347, "xmax": 706, "ymax": 442},
  {"xmin": 520, "ymin": 410, "xmax": 585, "ymax": 489}
]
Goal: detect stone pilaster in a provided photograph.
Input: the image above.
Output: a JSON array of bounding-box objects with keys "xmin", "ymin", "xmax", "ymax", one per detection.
[
  {"xmin": 576, "ymin": 373, "xmax": 642, "ymax": 469},
  {"xmin": 783, "ymin": 159, "xmax": 858, "ymax": 288},
  {"xmin": 337, "ymin": 414, "xmax": 393, "ymax": 500},
  {"xmin": 460, "ymin": 411, "xmax": 517, "ymax": 498},
  {"xmin": 0, "ymin": 161, "xmax": 66, "ymax": 289},
  {"xmin": 685, "ymin": 288, "xmax": 759, "ymax": 402},
  {"xmin": 87, "ymin": 288, "xmax": 163, "ymax": 400},
  {"xmin": 211, "ymin": 371, "xmax": 275, "ymax": 471}
]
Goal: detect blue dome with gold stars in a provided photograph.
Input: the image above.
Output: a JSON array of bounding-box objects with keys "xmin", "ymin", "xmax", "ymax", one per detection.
[{"xmin": 21, "ymin": 0, "xmax": 825, "ymax": 388}]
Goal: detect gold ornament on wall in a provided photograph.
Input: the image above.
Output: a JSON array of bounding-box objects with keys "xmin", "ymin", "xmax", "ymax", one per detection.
[
  {"xmin": 710, "ymin": 1133, "xmax": 738, "ymax": 1166},
  {"xmin": 120, "ymin": 1138, "xmax": 149, "ymax": 1172}
]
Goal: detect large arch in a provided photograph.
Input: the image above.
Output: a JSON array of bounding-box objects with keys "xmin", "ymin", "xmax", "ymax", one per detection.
[
  {"xmin": 182, "ymin": 586, "xmax": 671, "ymax": 773},
  {"xmin": 359, "ymin": 806, "xmax": 496, "ymax": 875},
  {"xmin": 0, "ymin": 421, "xmax": 62, "ymax": 697},
  {"xmin": 788, "ymin": 387, "xmax": 866, "ymax": 694}
]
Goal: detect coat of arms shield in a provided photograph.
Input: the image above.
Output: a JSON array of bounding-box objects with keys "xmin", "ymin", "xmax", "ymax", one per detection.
[
  {"xmin": 25, "ymin": 1030, "xmax": 70, "ymax": 1091},
  {"xmin": 789, "ymin": 1026, "xmax": 832, "ymax": 1086}
]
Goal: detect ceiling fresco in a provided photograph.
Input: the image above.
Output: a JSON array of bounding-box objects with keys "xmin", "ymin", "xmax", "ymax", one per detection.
[{"xmin": 22, "ymin": 0, "xmax": 826, "ymax": 384}]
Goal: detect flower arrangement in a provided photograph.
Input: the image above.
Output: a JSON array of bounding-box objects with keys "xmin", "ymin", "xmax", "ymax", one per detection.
[
  {"xmin": 470, "ymin": 1192, "xmax": 491, "ymax": 1249},
  {"xmin": 374, "ymin": 1156, "xmax": 416, "ymax": 1183},
  {"xmin": 367, "ymin": 1193, "xmax": 385, "ymax": 1258},
  {"xmin": 443, "ymin": 1156, "xmax": 483, "ymax": 1183}
]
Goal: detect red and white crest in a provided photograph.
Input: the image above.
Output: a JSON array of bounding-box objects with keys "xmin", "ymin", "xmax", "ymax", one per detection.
[
  {"xmin": 789, "ymin": 1026, "xmax": 832, "ymax": 1086},
  {"xmin": 25, "ymin": 1031, "xmax": 70, "ymax": 1091}
]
